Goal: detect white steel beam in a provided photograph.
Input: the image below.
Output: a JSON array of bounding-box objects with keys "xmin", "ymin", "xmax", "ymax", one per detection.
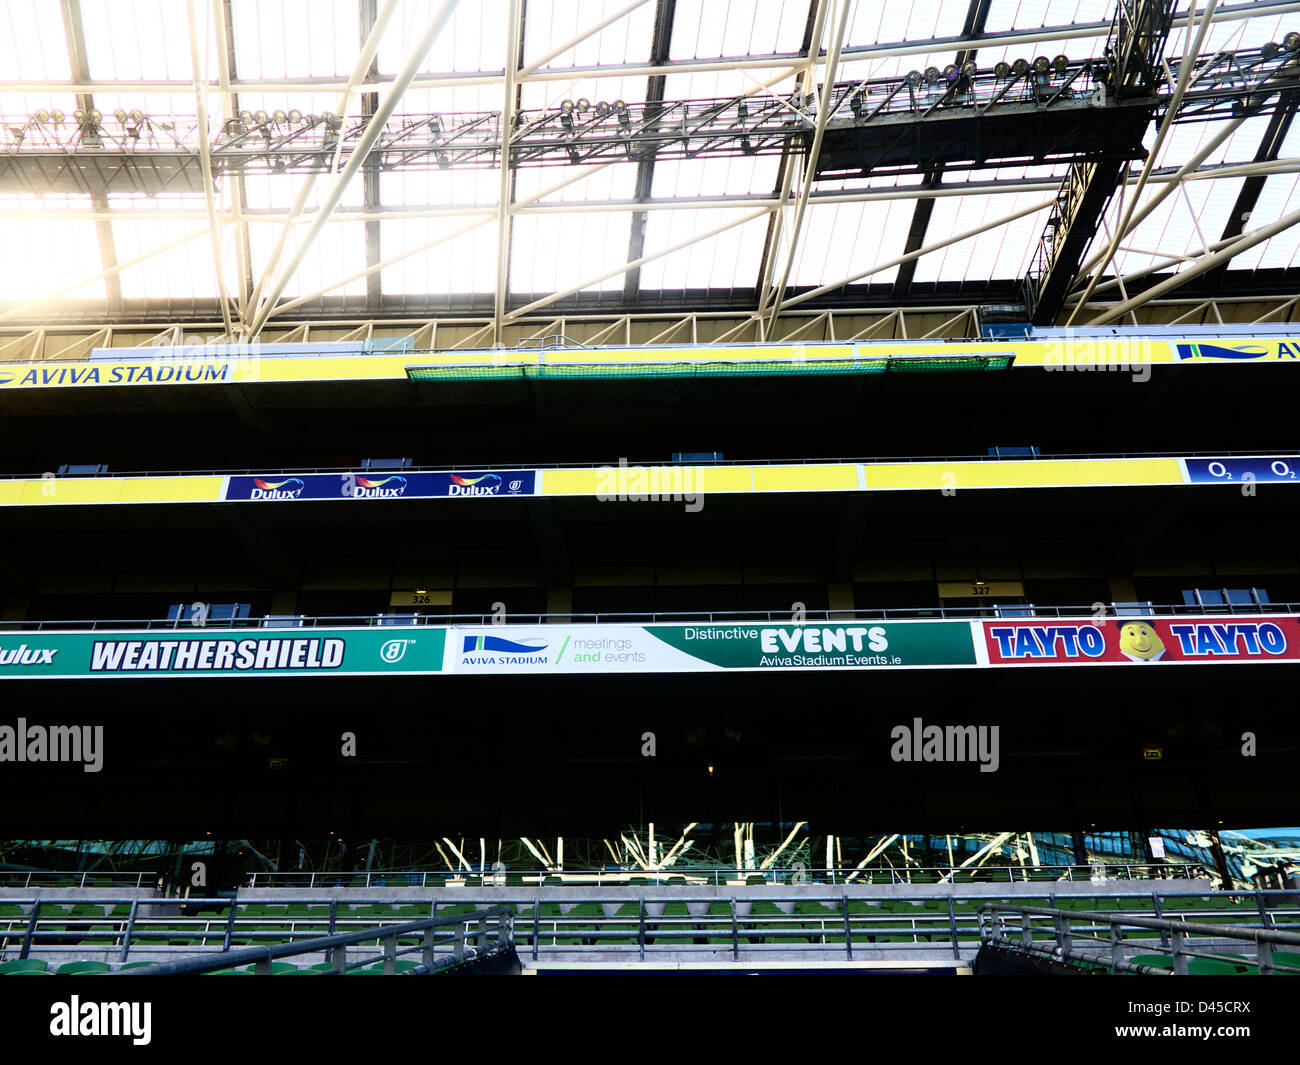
[{"xmin": 246, "ymin": 0, "xmax": 461, "ymax": 337}]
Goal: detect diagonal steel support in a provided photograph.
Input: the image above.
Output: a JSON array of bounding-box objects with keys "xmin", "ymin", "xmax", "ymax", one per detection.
[
  {"xmin": 493, "ymin": 0, "xmax": 524, "ymax": 346},
  {"xmin": 763, "ymin": 0, "xmax": 853, "ymax": 335}
]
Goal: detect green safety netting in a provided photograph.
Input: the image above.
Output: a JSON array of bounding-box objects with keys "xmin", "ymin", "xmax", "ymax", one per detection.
[{"xmin": 406, "ymin": 355, "xmax": 1013, "ymax": 382}]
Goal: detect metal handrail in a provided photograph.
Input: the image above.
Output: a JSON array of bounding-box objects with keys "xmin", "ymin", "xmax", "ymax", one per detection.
[
  {"xmin": 109, "ymin": 907, "xmax": 512, "ymax": 975},
  {"xmin": 6, "ymin": 447, "xmax": 1295, "ymax": 481},
  {"xmin": 978, "ymin": 902, "xmax": 1300, "ymax": 974},
  {"xmin": 5, "ymin": 892, "xmax": 1295, "ymax": 968},
  {"xmin": 0, "ymin": 602, "xmax": 1294, "ymax": 634}
]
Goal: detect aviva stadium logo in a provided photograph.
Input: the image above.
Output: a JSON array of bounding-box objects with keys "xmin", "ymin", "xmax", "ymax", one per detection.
[
  {"xmin": 461, "ymin": 634, "xmax": 549, "ymax": 665},
  {"xmin": 250, "ymin": 477, "xmax": 306, "ymax": 500},
  {"xmin": 1175, "ymin": 341, "xmax": 1300, "ymax": 361},
  {"xmin": 353, "ymin": 475, "xmax": 408, "ymax": 499}
]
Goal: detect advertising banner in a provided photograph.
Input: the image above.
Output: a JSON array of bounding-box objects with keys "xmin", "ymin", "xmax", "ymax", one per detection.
[
  {"xmin": 223, "ymin": 470, "xmax": 536, "ymax": 502},
  {"xmin": 0, "ymin": 627, "xmax": 446, "ymax": 679},
  {"xmin": 1183, "ymin": 456, "xmax": 1299, "ymax": 485},
  {"xmin": 1, "ymin": 337, "xmax": 1296, "ymax": 393},
  {"xmin": 447, "ymin": 621, "xmax": 977, "ymax": 675},
  {"xmin": 981, "ymin": 615, "xmax": 1300, "ymax": 666}
]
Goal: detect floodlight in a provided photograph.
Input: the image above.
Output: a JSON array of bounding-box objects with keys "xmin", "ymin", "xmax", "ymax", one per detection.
[
  {"xmin": 254, "ymin": 110, "xmax": 269, "ymax": 125},
  {"xmin": 575, "ymin": 97, "xmax": 590, "ymax": 113},
  {"xmin": 994, "ymin": 61, "xmax": 1011, "ymax": 79},
  {"xmin": 50, "ymin": 109, "xmax": 64, "ymax": 124},
  {"xmin": 943, "ymin": 63, "xmax": 959, "ymax": 83},
  {"xmin": 924, "ymin": 66, "xmax": 940, "ymax": 83},
  {"xmin": 560, "ymin": 99, "xmax": 575, "ymax": 114},
  {"xmin": 1052, "ymin": 54, "xmax": 1069, "ymax": 74},
  {"xmin": 288, "ymin": 109, "xmax": 303, "ymax": 123},
  {"xmin": 34, "ymin": 109, "xmax": 48, "ymax": 124},
  {"xmin": 1033, "ymin": 56, "xmax": 1050, "ymax": 74},
  {"xmin": 129, "ymin": 109, "xmax": 145, "ymax": 124},
  {"xmin": 114, "ymin": 108, "xmax": 128, "ymax": 123},
  {"xmin": 961, "ymin": 61, "xmax": 977, "ymax": 78},
  {"xmin": 905, "ymin": 70, "xmax": 923, "ymax": 87},
  {"xmin": 1012, "ymin": 58, "xmax": 1030, "ymax": 76},
  {"xmin": 1285, "ymin": 32, "xmax": 1300, "ymax": 51},
  {"xmin": 272, "ymin": 110, "xmax": 287, "ymax": 124},
  {"xmin": 595, "ymin": 100, "xmax": 610, "ymax": 117}
]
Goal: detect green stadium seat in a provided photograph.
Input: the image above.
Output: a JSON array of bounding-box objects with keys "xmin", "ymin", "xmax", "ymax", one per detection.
[
  {"xmin": 0, "ymin": 959, "xmax": 50, "ymax": 975},
  {"xmin": 56, "ymin": 960, "xmax": 111, "ymax": 975}
]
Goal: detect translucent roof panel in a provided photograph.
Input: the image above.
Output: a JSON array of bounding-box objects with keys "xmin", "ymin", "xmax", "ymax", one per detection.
[
  {"xmin": 637, "ymin": 208, "xmax": 772, "ymax": 290},
  {"xmin": 510, "ymin": 209, "xmax": 634, "ymax": 294},
  {"xmin": 247, "ymin": 219, "xmax": 368, "ymax": 299},
  {"xmin": 774, "ymin": 199, "xmax": 916, "ymax": 287},
  {"xmin": 670, "ymin": 0, "xmax": 810, "ymax": 60},
  {"xmin": 523, "ymin": 0, "xmax": 655, "ymax": 69},
  {"xmin": 0, "ymin": 196, "xmax": 105, "ymax": 301},
  {"xmin": 110, "ymin": 201, "xmax": 241, "ymax": 300},
  {"xmin": 1222, "ymin": 170, "xmax": 1300, "ymax": 270},
  {"xmin": 243, "ymin": 171, "xmax": 366, "ymax": 213},
  {"xmin": 379, "ymin": 1, "xmax": 507, "ymax": 76},
  {"xmin": 514, "ymin": 161, "xmax": 640, "ymax": 205},
  {"xmin": 381, "ymin": 168, "xmax": 500, "ymax": 210},
  {"xmin": 984, "ymin": 0, "xmax": 1114, "ymax": 34},
  {"xmin": 380, "ymin": 217, "xmax": 497, "ymax": 295},
  {"xmin": 1105, "ymin": 176, "xmax": 1246, "ymax": 278},
  {"xmin": 847, "ymin": 0, "xmax": 980, "ymax": 49},
  {"xmin": 0, "ymin": 1, "xmax": 72, "ymax": 82},
  {"xmin": 661, "ymin": 68, "xmax": 799, "ymax": 109},
  {"xmin": 232, "ymin": 0, "xmax": 359, "ymax": 80},
  {"xmin": 82, "ymin": 0, "xmax": 218, "ymax": 83},
  {"xmin": 1228, "ymin": 172, "xmax": 1300, "ymax": 271},
  {"xmin": 1167, "ymin": 8, "xmax": 1288, "ymax": 58},
  {"xmin": 651, "ymin": 155, "xmax": 782, "ymax": 200},
  {"xmin": 910, "ymin": 190, "xmax": 1054, "ymax": 283}
]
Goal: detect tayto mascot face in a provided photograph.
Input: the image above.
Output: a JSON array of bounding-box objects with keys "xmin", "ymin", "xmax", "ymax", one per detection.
[{"xmin": 1118, "ymin": 620, "xmax": 1166, "ymax": 662}]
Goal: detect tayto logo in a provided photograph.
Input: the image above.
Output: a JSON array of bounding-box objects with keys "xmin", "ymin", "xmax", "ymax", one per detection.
[
  {"xmin": 380, "ymin": 638, "xmax": 412, "ymax": 663},
  {"xmin": 0, "ymin": 644, "xmax": 58, "ymax": 666},
  {"xmin": 1175, "ymin": 342, "xmax": 1294, "ymax": 361},
  {"xmin": 250, "ymin": 476, "xmax": 306, "ymax": 500},
  {"xmin": 449, "ymin": 473, "xmax": 503, "ymax": 496},
  {"xmin": 354, "ymin": 475, "xmax": 408, "ymax": 499},
  {"xmin": 1167, "ymin": 621, "xmax": 1288, "ymax": 657},
  {"xmin": 0, "ymin": 372, "xmax": 14, "ymax": 385},
  {"xmin": 988, "ymin": 624, "xmax": 1107, "ymax": 660}
]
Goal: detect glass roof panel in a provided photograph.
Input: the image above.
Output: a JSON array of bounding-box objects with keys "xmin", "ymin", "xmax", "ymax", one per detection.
[
  {"xmin": 637, "ymin": 207, "xmax": 771, "ymax": 290},
  {"xmin": 510, "ymin": 209, "xmax": 634, "ymax": 294},
  {"xmin": 910, "ymin": 190, "xmax": 1053, "ymax": 283}
]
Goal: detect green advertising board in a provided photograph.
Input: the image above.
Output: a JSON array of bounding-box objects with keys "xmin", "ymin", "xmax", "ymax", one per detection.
[{"xmin": 0, "ymin": 627, "xmax": 445, "ymax": 678}]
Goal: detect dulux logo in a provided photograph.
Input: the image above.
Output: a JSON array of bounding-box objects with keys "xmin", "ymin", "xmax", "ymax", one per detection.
[
  {"xmin": 449, "ymin": 473, "xmax": 502, "ymax": 496},
  {"xmin": 354, "ymin": 475, "xmax": 408, "ymax": 499},
  {"xmin": 250, "ymin": 476, "xmax": 306, "ymax": 500},
  {"xmin": 0, "ymin": 644, "xmax": 58, "ymax": 666}
]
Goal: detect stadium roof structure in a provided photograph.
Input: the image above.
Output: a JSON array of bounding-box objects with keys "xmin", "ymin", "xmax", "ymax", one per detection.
[{"xmin": 1, "ymin": 0, "xmax": 1299, "ymax": 342}]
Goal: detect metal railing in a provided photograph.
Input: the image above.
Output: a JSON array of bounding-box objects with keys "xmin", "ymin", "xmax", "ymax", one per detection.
[
  {"xmin": 0, "ymin": 862, "xmax": 1214, "ymax": 891},
  {"xmin": 2, "ymin": 891, "xmax": 1295, "ymax": 969},
  {"xmin": 0, "ymin": 601, "xmax": 1294, "ymax": 634},
  {"xmin": 237, "ymin": 863, "xmax": 1209, "ymax": 890},
  {"xmin": 111, "ymin": 907, "xmax": 513, "ymax": 976},
  {"xmin": 6, "ymin": 447, "xmax": 1295, "ymax": 481},
  {"xmin": 979, "ymin": 902, "xmax": 1300, "ymax": 974}
]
